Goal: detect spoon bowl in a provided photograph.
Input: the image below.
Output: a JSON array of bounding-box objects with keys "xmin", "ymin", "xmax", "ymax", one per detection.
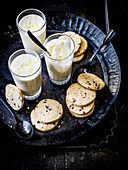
[
  {"xmin": 15, "ymin": 120, "xmax": 34, "ymax": 139},
  {"xmin": 0, "ymin": 91, "xmax": 34, "ymax": 139}
]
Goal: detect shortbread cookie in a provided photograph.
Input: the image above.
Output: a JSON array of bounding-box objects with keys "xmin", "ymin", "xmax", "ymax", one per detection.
[
  {"xmin": 66, "ymin": 83, "xmax": 96, "ymax": 106},
  {"xmin": 64, "ymin": 31, "xmax": 81, "ymax": 53},
  {"xmin": 66, "ymin": 96, "xmax": 94, "ymax": 115},
  {"xmin": 74, "ymin": 36, "xmax": 88, "ymax": 56},
  {"xmin": 31, "ymin": 110, "xmax": 59, "ymax": 132},
  {"xmin": 5, "ymin": 84, "xmax": 24, "ymax": 111},
  {"xmin": 32, "ymin": 99, "xmax": 63, "ymax": 123},
  {"xmin": 70, "ymin": 105, "xmax": 94, "ymax": 118},
  {"xmin": 73, "ymin": 53, "xmax": 85, "ymax": 62},
  {"xmin": 78, "ymin": 73, "xmax": 105, "ymax": 90}
]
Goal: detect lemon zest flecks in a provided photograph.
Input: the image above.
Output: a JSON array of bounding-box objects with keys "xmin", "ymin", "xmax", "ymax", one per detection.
[
  {"xmin": 28, "ymin": 59, "xmax": 32, "ymax": 65},
  {"xmin": 19, "ymin": 71, "xmax": 22, "ymax": 74},
  {"xmin": 26, "ymin": 26, "xmax": 31, "ymax": 29},
  {"xmin": 49, "ymin": 45, "xmax": 55, "ymax": 54},
  {"xmin": 65, "ymin": 52, "xmax": 68, "ymax": 57},
  {"xmin": 27, "ymin": 68, "xmax": 33, "ymax": 75}
]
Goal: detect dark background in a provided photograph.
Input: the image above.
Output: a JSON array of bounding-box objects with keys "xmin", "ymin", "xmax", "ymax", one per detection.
[{"xmin": 0, "ymin": 0, "xmax": 127, "ymax": 169}]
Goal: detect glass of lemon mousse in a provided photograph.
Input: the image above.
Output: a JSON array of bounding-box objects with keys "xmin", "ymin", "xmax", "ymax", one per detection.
[
  {"xmin": 43, "ymin": 33, "xmax": 75, "ymax": 85},
  {"xmin": 16, "ymin": 8, "xmax": 46, "ymax": 55},
  {"xmin": 8, "ymin": 49, "xmax": 42, "ymax": 100}
]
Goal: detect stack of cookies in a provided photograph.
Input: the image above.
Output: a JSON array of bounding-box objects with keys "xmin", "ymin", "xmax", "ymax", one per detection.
[
  {"xmin": 66, "ymin": 73, "xmax": 105, "ymax": 118},
  {"xmin": 30, "ymin": 99, "xmax": 63, "ymax": 132},
  {"xmin": 64, "ymin": 31, "xmax": 88, "ymax": 62}
]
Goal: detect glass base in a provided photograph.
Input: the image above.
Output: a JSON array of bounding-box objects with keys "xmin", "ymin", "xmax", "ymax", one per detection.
[
  {"xmin": 50, "ymin": 74, "xmax": 71, "ymax": 85},
  {"xmin": 23, "ymin": 86, "xmax": 42, "ymax": 100}
]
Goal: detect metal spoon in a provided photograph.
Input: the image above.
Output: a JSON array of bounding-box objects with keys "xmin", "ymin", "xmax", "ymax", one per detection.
[
  {"xmin": 0, "ymin": 91, "xmax": 34, "ymax": 139},
  {"xmin": 72, "ymin": 29, "xmax": 115, "ymax": 82},
  {"xmin": 27, "ymin": 30, "xmax": 51, "ymax": 56}
]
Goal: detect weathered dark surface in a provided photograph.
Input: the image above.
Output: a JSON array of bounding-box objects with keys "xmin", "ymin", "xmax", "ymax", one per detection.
[{"xmin": 0, "ymin": 0, "xmax": 127, "ymax": 169}]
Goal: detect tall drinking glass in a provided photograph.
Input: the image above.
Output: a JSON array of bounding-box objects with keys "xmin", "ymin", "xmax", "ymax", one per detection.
[
  {"xmin": 8, "ymin": 49, "xmax": 42, "ymax": 100},
  {"xmin": 43, "ymin": 33, "xmax": 75, "ymax": 85},
  {"xmin": 16, "ymin": 8, "xmax": 46, "ymax": 55}
]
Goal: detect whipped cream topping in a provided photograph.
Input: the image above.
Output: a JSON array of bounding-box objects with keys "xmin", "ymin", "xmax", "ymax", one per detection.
[{"xmin": 45, "ymin": 38, "xmax": 71, "ymax": 59}]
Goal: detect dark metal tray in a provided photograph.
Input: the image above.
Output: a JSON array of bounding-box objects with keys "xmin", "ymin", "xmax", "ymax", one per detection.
[{"xmin": 0, "ymin": 12, "xmax": 121, "ymax": 146}]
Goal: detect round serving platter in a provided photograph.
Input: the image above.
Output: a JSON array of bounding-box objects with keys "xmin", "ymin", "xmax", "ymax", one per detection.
[{"xmin": 0, "ymin": 12, "xmax": 121, "ymax": 146}]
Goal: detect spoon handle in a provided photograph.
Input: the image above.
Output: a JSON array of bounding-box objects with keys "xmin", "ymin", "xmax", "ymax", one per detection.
[
  {"xmin": 103, "ymin": 29, "xmax": 115, "ymax": 45},
  {"xmin": 0, "ymin": 91, "xmax": 20, "ymax": 122},
  {"xmin": 27, "ymin": 30, "xmax": 51, "ymax": 56},
  {"xmin": 89, "ymin": 29, "xmax": 115, "ymax": 63}
]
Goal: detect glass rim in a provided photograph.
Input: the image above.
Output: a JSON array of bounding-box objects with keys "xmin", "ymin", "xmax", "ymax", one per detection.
[
  {"xmin": 43, "ymin": 33, "xmax": 75, "ymax": 61},
  {"xmin": 8, "ymin": 49, "xmax": 42, "ymax": 78},
  {"xmin": 16, "ymin": 8, "xmax": 46, "ymax": 33}
]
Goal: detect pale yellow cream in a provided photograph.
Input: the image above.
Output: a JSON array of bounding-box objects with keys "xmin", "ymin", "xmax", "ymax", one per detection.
[
  {"xmin": 18, "ymin": 14, "xmax": 46, "ymax": 54},
  {"xmin": 11, "ymin": 54, "xmax": 41, "ymax": 96}
]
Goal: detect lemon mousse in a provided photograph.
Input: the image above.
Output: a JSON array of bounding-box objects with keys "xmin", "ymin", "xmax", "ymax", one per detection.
[
  {"xmin": 17, "ymin": 9, "xmax": 46, "ymax": 54},
  {"xmin": 9, "ymin": 51, "xmax": 42, "ymax": 98},
  {"xmin": 44, "ymin": 34, "xmax": 75, "ymax": 85}
]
